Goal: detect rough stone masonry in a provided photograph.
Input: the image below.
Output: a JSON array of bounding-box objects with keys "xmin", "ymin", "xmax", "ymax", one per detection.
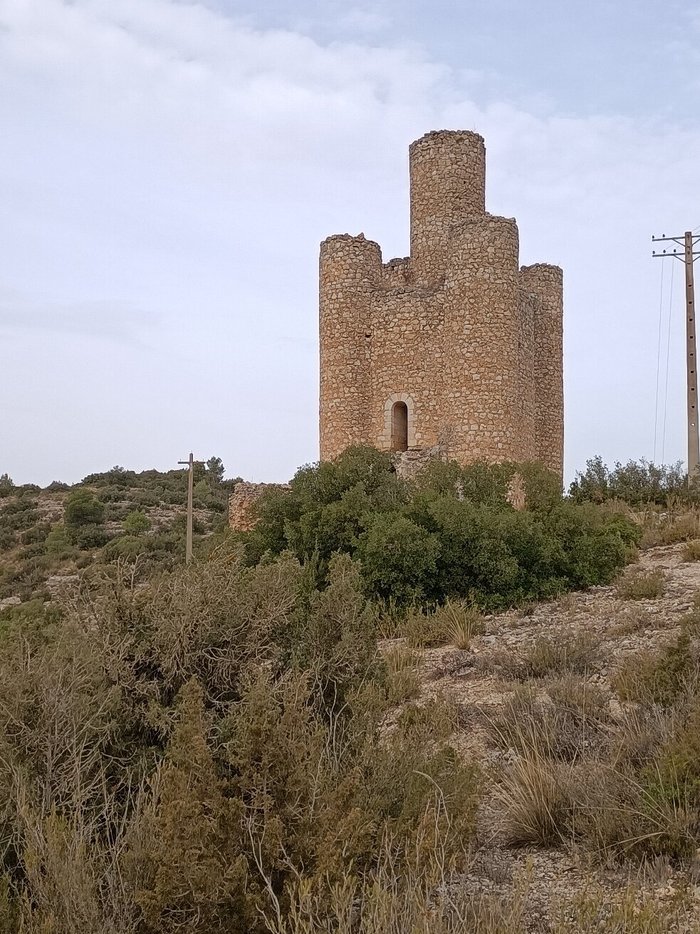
[{"xmin": 319, "ymin": 130, "xmax": 564, "ymax": 476}]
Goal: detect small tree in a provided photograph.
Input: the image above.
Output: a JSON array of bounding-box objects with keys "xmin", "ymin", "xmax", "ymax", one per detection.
[
  {"xmin": 64, "ymin": 490, "xmax": 105, "ymax": 546},
  {"xmin": 206, "ymin": 456, "xmax": 225, "ymax": 485},
  {"xmin": 136, "ymin": 680, "xmax": 249, "ymax": 932},
  {"xmin": 0, "ymin": 474, "xmax": 14, "ymax": 498}
]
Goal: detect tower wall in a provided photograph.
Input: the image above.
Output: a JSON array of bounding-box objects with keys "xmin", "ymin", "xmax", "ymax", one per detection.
[
  {"xmin": 409, "ymin": 130, "xmax": 486, "ymax": 286},
  {"xmin": 319, "ymin": 235, "xmax": 381, "ymax": 460},
  {"xmin": 517, "ymin": 289, "xmax": 537, "ymax": 461},
  {"xmin": 443, "ymin": 215, "xmax": 521, "ymax": 462},
  {"xmin": 520, "ymin": 263, "xmax": 564, "ymax": 475},
  {"xmin": 368, "ymin": 288, "xmax": 445, "ymax": 452}
]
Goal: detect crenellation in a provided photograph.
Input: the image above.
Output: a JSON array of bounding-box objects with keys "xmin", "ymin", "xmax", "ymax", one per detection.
[{"xmin": 319, "ymin": 131, "xmax": 564, "ymax": 476}]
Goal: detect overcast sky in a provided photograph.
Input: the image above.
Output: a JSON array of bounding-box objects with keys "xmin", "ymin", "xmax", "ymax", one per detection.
[{"xmin": 1, "ymin": 0, "xmax": 699, "ymax": 485}]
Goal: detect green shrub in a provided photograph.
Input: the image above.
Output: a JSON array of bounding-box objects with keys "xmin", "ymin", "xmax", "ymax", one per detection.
[
  {"xmin": 244, "ymin": 448, "xmax": 636, "ymax": 610},
  {"xmin": 569, "ymin": 457, "xmax": 689, "ymax": 506},
  {"xmin": 358, "ymin": 514, "xmax": 440, "ymax": 606},
  {"xmin": 123, "ymin": 509, "xmax": 151, "ymax": 534},
  {"xmin": 45, "ymin": 524, "xmax": 74, "ymax": 557},
  {"xmin": 64, "ymin": 488, "xmax": 104, "ymax": 527},
  {"xmin": 74, "ymin": 526, "xmax": 109, "ymax": 550}
]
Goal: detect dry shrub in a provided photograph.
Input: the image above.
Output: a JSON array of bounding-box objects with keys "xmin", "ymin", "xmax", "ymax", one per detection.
[
  {"xmin": 554, "ymin": 882, "xmax": 692, "ymax": 933},
  {"xmin": 641, "ymin": 509, "xmax": 700, "ymax": 548},
  {"xmin": 615, "ymin": 568, "xmax": 666, "ymax": 601},
  {"xmin": 613, "ymin": 630, "xmax": 700, "ymax": 706},
  {"xmin": 0, "ymin": 549, "xmax": 484, "ymax": 932},
  {"xmin": 682, "ymin": 539, "xmax": 700, "ymax": 562},
  {"xmin": 404, "ymin": 600, "xmax": 484, "ymax": 650},
  {"xmin": 491, "ymin": 631, "xmax": 597, "ymax": 681},
  {"xmin": 265, "ymin": 827, "xmax": 526, "ymax": 934}
]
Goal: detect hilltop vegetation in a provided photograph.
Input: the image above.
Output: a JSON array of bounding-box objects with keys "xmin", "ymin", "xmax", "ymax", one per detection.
[{"xmin": 0, "ymin": 458, "xmax": 234, "ymax": 603}]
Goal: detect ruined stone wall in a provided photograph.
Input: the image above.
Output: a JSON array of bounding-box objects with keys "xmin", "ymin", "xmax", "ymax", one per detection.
[
  {"xmin": 319, "ymin": 130, "xmax": 564, "ymax": 476},
  {"xmin": 228, "ymin": 481, "xmax": 289, "ymax": 532}
]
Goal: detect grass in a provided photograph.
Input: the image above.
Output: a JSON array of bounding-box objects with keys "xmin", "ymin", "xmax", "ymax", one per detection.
[
  {"xmin": 641, "ymin": 509, "xmax": 700, "ymax": 548},
  {"xmin": 404, "ymin": 600, "xmax": 484, "ymax": 649},
  {"xmin": 384, "ymin": 644, "xmax": 421, "ymax": 705},
  {"xmin": 682, "ymin": 539, "xmax": 700, "ymax": 562},
  {"xmin": 496, "ymin": 751, "xmax": 574, "ymax": 846},
  {"xmin": 613, "ymin": 629, "xmax": 699, "ymax": 706},
  {"xmin": 490, "ymin": 631, "xmax": 597, "ymax": 681},
  {"xmin": 615, "ymin": 568, "xmax": 666, "ymax": 601},
  {"xmin": 441, "ymin": 601, "xmax": 485, "ymax": 649},
  {"xmin": 554, "ymin": 883, "xmax": 693, "ymax": 933},
  {"xmin": 489, "ymin": 680, "xmax": 609, "ymax": 762}
]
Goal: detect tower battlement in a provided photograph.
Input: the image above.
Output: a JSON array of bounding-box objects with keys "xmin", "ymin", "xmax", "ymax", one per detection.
[{"xmin": 319, "ymin": 131, "xmax": 564, "ymax": 475}]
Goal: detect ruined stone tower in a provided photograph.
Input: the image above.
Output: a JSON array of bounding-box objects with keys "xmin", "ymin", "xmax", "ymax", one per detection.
[{"xmin": 319, "ymin": 130, "xmax": 564, "ymax": 475}]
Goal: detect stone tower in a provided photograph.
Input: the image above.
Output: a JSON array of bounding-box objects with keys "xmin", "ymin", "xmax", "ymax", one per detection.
[{"xmin": 319, "ymin": 130, "xmax": 564, "ymax": 475}]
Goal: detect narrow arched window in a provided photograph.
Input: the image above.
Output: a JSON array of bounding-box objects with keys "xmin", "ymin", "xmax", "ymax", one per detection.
[{"xmin": 391, "ymin": 402, "xmax": 408, "ymax": 452}]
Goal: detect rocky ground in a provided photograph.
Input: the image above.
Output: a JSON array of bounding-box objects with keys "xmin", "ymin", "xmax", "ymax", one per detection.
[{"xmin": 387, "ymin": 544, "xmax": 700, "ymax": 932}]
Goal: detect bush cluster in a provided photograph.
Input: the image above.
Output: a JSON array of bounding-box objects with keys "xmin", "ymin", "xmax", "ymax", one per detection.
[
  {"xmin": 569, "ymin": 456, "xmax": 692, "ymax": 506},
  {"xmin": 243, "ymin": 447, "xmax": 639, "ymax": 610}
]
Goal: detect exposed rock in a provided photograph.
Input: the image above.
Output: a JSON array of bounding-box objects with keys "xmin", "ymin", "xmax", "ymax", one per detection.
[{"xmin": 392, "ymin": 444, "xmax": 447, "ymax": 481}]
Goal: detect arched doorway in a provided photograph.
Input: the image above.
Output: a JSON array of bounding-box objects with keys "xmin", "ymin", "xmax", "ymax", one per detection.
[{"xmin": 391, "ymin": 401, "xmax": 408, "ymax": 451}]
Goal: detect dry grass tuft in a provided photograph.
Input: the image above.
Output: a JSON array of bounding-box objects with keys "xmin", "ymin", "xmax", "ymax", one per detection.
[
  {"xmin": 496, "ymin": 752, "xmax": 574, "ymax": 846},
  {"xmin": 641, "ymin": 509, "xmax": 700, "ymax": 548},
  {"xmin": 682, "ymin": 539, "xmax": 700, "ymax": 562},
  {"xmin": 404, "ymin": 600, "xmax": 484, "ymax": 650},
  {"xmin": 442, "ymin": 602, "xmax": 485, "ymax": 649},
  {"xmin": 384, "ymin": 644, "xmax": 421, "ymax": 705},
  {"xmin": 615, "ymin": 568, "xmax": 666, "ymax": 601},
  {"xmin": 490, "ymin": 631, "xmax": 597, "ymax": 681},
  {"xmin": 489, "ymin": 680, "xmax": 609, "ymax": 762}
]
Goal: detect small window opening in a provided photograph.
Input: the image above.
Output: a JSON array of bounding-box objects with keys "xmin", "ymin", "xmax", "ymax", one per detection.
[{"xmin": 391, "ymin": 402, "xmax": 408, "ymax": 452}]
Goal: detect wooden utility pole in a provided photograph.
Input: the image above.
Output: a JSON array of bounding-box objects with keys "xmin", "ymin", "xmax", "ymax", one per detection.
[
  {"xmin": 653, "ymin": 231, "xmax": 700, "ymax": 480},
  {"xmin": 177, "ymin": 452, "xmax": 202, "ymax": 564}
]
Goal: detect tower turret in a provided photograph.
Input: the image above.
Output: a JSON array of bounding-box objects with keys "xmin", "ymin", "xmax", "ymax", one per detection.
[{"xmin": 409, "ymin": 130, "xmax": 486, "ymax": 286}]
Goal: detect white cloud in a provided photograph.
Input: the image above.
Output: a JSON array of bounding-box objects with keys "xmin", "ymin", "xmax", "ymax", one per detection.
[{"xmin": 0, "ymin": 0, "xmax": 697, "ymax": 483}]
